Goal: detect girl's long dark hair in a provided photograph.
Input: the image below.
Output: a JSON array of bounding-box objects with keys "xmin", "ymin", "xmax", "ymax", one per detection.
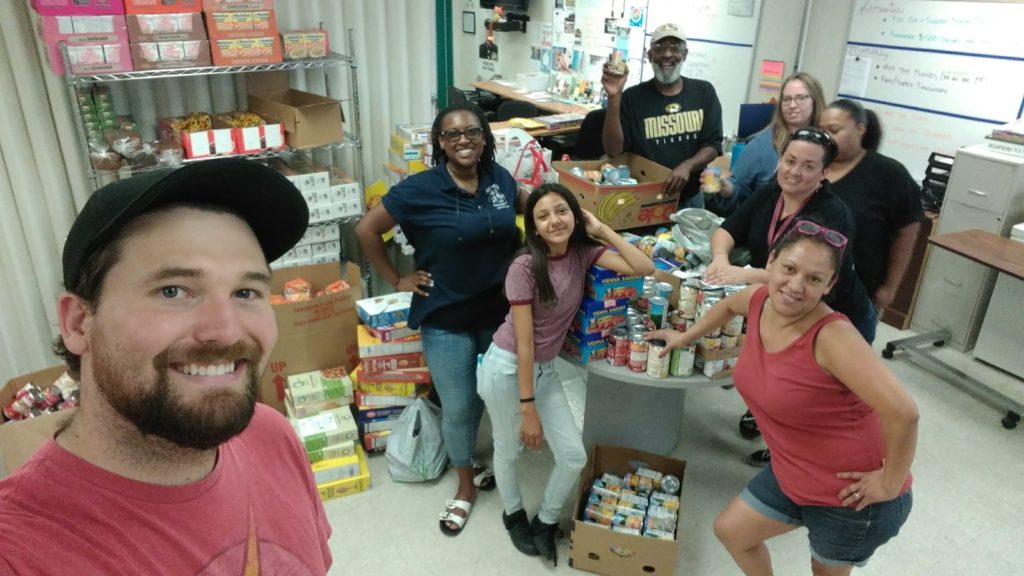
[
  {"xmin": 523, "ymin": 183, "xmax": 601, "ymax": 307},
  {"xmin": 827, "ymin": 98, "xmax": 883, "ymax": 151},
  {"xmin": 430, "ymin": 102, "xmax": 497, "ymax": 173}
]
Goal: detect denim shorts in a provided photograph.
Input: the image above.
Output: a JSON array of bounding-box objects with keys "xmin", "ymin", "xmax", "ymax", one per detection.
[{"xmin": 740, "ymin": 465, "xmax": 912, "ymax": 567}]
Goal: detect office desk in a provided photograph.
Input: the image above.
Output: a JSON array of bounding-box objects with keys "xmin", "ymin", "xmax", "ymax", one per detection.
[
  {"xmin": 489, "ymin": 120, "xmax": 580, "ymax": 138},
  {"xmin": 561, "ymin": 353, "xmax": 729, "ymax": 455},
  {"xmin": 471, "ymin": 80, "xmax": 592, "ymax": 115},
  {"xmin": 883, "ymin": 229, "xmax": 1024, "ymax": 430}
]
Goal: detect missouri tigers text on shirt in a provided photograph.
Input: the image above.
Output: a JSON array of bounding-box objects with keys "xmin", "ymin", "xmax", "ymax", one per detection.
[{"xmin": 644, "ymin": 108, "xmax": 705, "ymax": 144}]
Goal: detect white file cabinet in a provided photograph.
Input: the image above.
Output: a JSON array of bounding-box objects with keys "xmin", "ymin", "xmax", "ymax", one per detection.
[
  {"xmin": 973, "ymin": 223, "xmax": 1024, "ymax": 377},
  {"xmin": 911, "ymin": 145, "xmax": 1024, "ymax": 351}
]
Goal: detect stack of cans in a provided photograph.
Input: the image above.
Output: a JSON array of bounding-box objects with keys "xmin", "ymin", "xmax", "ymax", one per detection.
[{"xmin": 3, "ymin": 374, "xmax": 79, "ymax": 421}]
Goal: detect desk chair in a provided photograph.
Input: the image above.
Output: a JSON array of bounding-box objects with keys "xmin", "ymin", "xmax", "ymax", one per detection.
[
  {"xmin": 496, "ymin": 100, "xmax": 540, "ymax": 121},
  {"xmin": 571, "ymin": 109, "xmax": 606, "ymax": 160},
  {"xmin": 447, "ymin": 86, "xmax": 498, "ymax": 119}
]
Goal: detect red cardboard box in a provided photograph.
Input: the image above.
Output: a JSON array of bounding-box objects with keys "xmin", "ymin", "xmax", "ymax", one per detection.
[
  {"xmin": 31, "ymin": 0, "xmax": 125, "ymax": 16},
  {"xmin": 125, "ymin": 12, "xmax": 206, "ymax": 42},
  {"xmin": 130, "ymin": 40, "xmax": 211, "ymax": 70},
  {"xmin": 204, "ymin": 9, "xmax": 278, "ymax": 40},
  {"xmin": 124, "ymin": 0, "xmax": 200, "ymax": 13},
  {"xmin": 210, "ymin": 35, "xmax": 282, "ymax": 66}
]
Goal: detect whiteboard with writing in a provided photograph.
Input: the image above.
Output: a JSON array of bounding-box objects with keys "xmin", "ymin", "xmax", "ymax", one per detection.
[{"xmin": 840, "ymin": 0, "xmax": 1024, "ymax": 181}]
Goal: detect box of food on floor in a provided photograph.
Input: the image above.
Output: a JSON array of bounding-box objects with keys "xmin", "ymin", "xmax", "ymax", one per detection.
[
  {"xmin": 553, "ymin": 154, "xmax": 676, "ymax": 231},
  {"xmin": 351, "ymin": 361, "xmax": 430, "ymax": 453},
  {"xmin": 318, "ymin": 444, "xmax": 371, "ymax": 501},
  {"xmin": 0, "ymin": 366, "xmax": 78, "ymax": 478},
  {"xmin": 570, "ymin": 444, "xmax": 686, "ymax": 576}
]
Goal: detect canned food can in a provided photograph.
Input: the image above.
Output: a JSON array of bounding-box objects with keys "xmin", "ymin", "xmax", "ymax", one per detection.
[
  {"xmin": 694, "ymin": 353, "xmax": 705, "ymax": 371},
  {"xmin": 646, "ymin": 339, "xmax": 669, "ymax": 379},
  {"xmin": 720, "ymin": 334, "xmax": 739, "ymax": 349},
  {"xmin": 723, "ymin": 314, "xmax": 745, "ymax": 336},
  {"xmin": 648, "ymin": 296, "xmax": 668, "ymax": 329},
  {"xmin": 654, "ymin": 282, "xmax": 673, "ymax": 301},
  {"xmin": 667, "ymin": 311, "xmax": 687, "ymax": 332},
  {"xmin": 685, "ymin": 318, "xmax": 697, "ymax": 332},
  {"xmin": 726, "ymin": 356, "xmax": 739, "ymax": 370},
  {"xmin": 703, "ymin": 358, "xmax": 726, "ymax": 378},
  {"xmin": 678, "ymin": 280, "xmax": 699, "ymax": 319},
  {"xmin": 701, "ymin": 335, "xmax": 722, "ymax": 351},
  {"xmin": 669, "ymin": 345, "xmax": 695, "ymax": 377},
  {"xmin": 608, "ymin": 327, "xmax": 629, "ymax": 366},
  {"xmin": 628, "ymin": 334, "xmax": 649, "ymax": 372},
  {"xmin": 701, "ymin": 166, "xmax": 722, "ymax": 193},
  {"xmin": 636, "ymin": 291, "xmax": 651, "ymax": 313},
  {"xmin": 630, "ymin": 324, "xmax": 648, "ymax": 337},
  {"xmin": 617, "ymin": 164, "xmax": 630, "ymax": 180}
]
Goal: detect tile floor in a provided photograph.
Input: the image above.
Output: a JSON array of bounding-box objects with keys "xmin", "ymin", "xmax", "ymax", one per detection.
[{"xmin": 323, "ymin": 322, "xmax": 1024, "ymax": 575}]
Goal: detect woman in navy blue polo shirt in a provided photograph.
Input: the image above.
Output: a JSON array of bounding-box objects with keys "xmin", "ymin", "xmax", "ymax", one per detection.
[{"xmin": 356, "ymin": 103, "xmax": 526, "ymax": 536}]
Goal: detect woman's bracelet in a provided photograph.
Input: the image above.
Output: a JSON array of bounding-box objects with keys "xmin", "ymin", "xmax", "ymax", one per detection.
[{"xmin": 519, "ymin": 397, "xmax": 535, "ymax": 404}]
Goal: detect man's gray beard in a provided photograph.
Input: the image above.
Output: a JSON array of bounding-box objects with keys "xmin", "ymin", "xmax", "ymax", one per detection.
[{"xmin": 653, "ymin": 62, "xmax": 682, "ymax": 85}]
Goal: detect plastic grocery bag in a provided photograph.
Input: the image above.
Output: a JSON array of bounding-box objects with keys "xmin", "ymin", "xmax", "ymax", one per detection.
[
  {"xmin": 669, "ymin": 208, "xmax": 724, "ymax": 264},
  {"xmin": 494, "ymin": 128, "xmax": 557, "ymax": 190},
  {"xmin": 385, "ymin": 398, "xmax": 448, "ymax": 482}
]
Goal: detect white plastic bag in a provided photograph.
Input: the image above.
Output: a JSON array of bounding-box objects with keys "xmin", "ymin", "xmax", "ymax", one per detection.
[
  {"xmin": 493, "ymin": 128, "xmax": 557, "ymax": 190},
  {"xmin": 385, "ymin": 397, "xmax": 448, "ymax": 482},
  {"xmin": 669, "ymin": 208, "xmax": 724, "ymax": 264}
]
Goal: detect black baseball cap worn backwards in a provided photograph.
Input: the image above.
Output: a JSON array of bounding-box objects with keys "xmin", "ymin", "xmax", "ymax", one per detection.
[{"xmin": 62, "ymin": 158, "xmax": 309, "ymax": 290}]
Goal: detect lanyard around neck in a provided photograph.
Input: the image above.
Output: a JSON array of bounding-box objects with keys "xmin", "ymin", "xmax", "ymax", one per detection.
[{"xmin": 767, "ymin": 190, "xmax": 814, "ymax": 248}]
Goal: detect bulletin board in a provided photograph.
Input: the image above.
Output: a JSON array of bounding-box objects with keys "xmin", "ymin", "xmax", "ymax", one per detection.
[{"xmin": 838, "ymin": 0, "xmax": 1024, "ymax": 180}]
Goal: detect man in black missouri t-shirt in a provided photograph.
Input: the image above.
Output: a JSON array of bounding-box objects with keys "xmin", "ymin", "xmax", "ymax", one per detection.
[{"xmin": 601, "ymin": 22, "xmax": 723, "ymax": 210}]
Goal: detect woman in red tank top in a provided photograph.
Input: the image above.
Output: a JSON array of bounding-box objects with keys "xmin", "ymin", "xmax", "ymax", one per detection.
[{"xmin": 646, "ymin": 221, "xmax": 918, "ymax": 574}]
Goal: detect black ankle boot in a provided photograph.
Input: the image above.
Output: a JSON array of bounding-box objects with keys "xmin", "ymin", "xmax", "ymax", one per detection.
[
  {"xmin": 503, "ymin": 510, "xmax": 539, "ymax": 557},
  {"xmin": 530, "ymin": 516, "xmax": 559, "ymax": 566}
]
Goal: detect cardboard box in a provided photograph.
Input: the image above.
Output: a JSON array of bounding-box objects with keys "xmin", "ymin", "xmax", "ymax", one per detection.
[
  {"xmin": 212, "ymin": 113, "xmax": 285, "ymax": 153},
  {"xmin": 311, "ymin": 450, "xmax": 361, "ymax": 485},
  {"xmin": 306, "ymin": 439, "xmax": 355, "ymax": 464},
  {"xmin": 0, "ymin": 366, "xmax": 75, "ymax": 478},
  {"xmin": 125, "ymin": 12, "xmax": 205, "ymax": 41},
  {"xmin": 32, "ymin": 0, "xmax": 125, "ymax": 16},
  {"xmin": 284, "ymin": 390, "xmax": 350, "ymax": 419},
  {"xmin": 38, "ymin": 14, "xmax": 128, "ymax": 44},
  {"xmin": 124, "ymin": 0, "xmax": 199, "ymax": 13},
  {"xmin": 362, "ymin": 430, "xmax": 390, "ymax": 453},
  {"xmin": 355, "ymin": 292, "xmax": 412, "ymax": 329},
  {"xmin": 356, "ymin": 325, "xmax": 421, "ymax": 358},
  {"xmin": 45, "ymin": 40, "xmax": 134, "ymax": 76},
  {"xmin": 130, "ymin": 40, "xmax": 211, "ymax": 71},
  {"xmin": 292, "ymin": 406, "xmax": 358, "ymax": 452},
  {"xmin": 396, "ymin": 123, "xmax": 431, "ymax": 146},
  {"xmin": 570, "ymin": 445, "xmax": 686, "ymax": 576},
  {"xmin": 281, "ymin": 29, "xmax": 330, "ymax": 60},
  {"xmin": 563, "ymin": 331, "xmax": 608, "ymax": 364},
  {"xmin": 286, "ymin": 367, "xmax": 354, "ymax": 409},
  {"xmin": 204, "ymin": 9, "xmax": 278, "ymax": 40},
  {"xmin": 317, "ymin": 445, "xmax": 371, "ymax": 501},
  {"xmin": 247, "ymin": 72, "xmax": 343, "ymax": 149},
  {"xmin": 210, "ymin": 35, "xmax": 282, "ymax": 66},
  {"xmin": 553, "ymin": 154, "xmax": 677, "ymax": 231},
  {"xmin": 259, "ymin": 262, "xmax": 362, "ymax": 415},
  {"xmin": 358, "ymin": 352, "xmax": 426, "ymax": 373},
  {"xmin": 201, "ymin": 0, "xmax": 274, "ymax": 11}
]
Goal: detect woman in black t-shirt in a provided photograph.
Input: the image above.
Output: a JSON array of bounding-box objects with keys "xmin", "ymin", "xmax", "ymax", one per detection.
[{"xmin": 819, "ymin": 99, "xmax": 924, "ymax": 314}]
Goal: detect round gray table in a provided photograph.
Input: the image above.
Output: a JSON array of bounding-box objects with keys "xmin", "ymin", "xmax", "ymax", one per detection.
[{"xmin": 560, "ymin": 353, "xmax": 731, "ymax": 455}]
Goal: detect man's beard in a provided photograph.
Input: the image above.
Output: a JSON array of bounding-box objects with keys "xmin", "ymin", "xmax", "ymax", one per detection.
[
  {"xmin": 652, "ymin": 61, "xmax": 682, "ymax": 85},
  {"xmin": 92, "ymin": 337, "xmax": 264, "ymax": 451}
]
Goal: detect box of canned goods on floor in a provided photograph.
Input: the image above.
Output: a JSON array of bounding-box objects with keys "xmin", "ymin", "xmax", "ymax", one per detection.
[{"xmin": 570, "ymin": 444, "xmax": 687, "ymax": 576}]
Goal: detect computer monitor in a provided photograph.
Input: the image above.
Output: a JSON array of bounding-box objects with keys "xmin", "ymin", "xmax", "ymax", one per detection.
[{"xmin": 737, "ymin": 103, "xmax": 775, "ymax": 140}]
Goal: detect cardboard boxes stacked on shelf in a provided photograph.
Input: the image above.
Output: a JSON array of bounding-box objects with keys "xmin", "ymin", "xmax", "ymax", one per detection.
[
  {"xmin": 383, "ymin": 124, "xmax": 432, "ymax": 187},
  {"xmin": 352, "ymin": 292, "xmax": 430, "ymax": 454},
  {"xmin": 32, "ymin": 0, "xmax": 133, "ymax": 76},
  {"xmin": 201, "ymin": 0, "xmax": 281, "ymax": 66},
  {"xmin": 123, "ymin": 0, "xmax": 211, "ymax": 70}
]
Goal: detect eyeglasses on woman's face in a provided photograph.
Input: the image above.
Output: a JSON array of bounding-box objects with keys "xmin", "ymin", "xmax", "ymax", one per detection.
[
  {"xmin": 781, "ymin": 94, "xmax": 812, "ymax": 106},
  {"xmin": 440, "ymin": 126, "xmax": 484, "ymax": 143}
]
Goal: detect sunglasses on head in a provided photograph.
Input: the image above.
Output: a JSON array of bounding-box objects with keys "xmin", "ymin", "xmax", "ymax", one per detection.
[
  {"xmin": 790, "ymin": 127, "xmax": 838, "ymax": 164},
  {"xmin": 791, "ymin": 220, "xmax": 848, "ymax": 257}
]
